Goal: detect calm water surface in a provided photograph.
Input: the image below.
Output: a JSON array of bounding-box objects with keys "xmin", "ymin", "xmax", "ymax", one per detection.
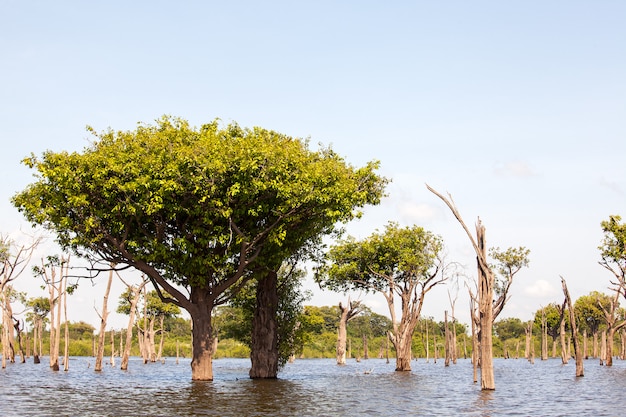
[{"xmin": 1, "ymin": 357, "xmax": 625, "ymax": 416}]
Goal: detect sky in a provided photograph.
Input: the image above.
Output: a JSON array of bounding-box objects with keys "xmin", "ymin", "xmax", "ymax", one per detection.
[{"xmin": 1, "ymin": 1, "xmax": 625, "ymax": 330}]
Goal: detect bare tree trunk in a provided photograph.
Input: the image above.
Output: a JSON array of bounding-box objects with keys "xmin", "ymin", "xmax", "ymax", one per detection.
[
  {"xmin": 425, "ymin": 323, "xmax": 429, "ymax": 363},
  {"xmin": 600, "ymin": 330, "xmax": 607, "ymax": 365},
  {"xmin": 606, "ymin": 328, "xmax": 615, "ymax": 367},
  {"xmin": 560, "ymin": 312, "xmax": 568, "ymax": 365},
  {"xmin": 336, "ymin": 301, "xmax": 351, "ymax": 365},
  {"xmin": 524, "ymin": 321, "xmax": 532, "ymax": 360},
  {"xmin": 95, "ymin": 270, "xmax": 113, "ymax": 372},
  {"xmin": 583, "ymin": 329, "xmax": 588, "ymax": 359},
  {"xmin": 561, "ymin": 277, "xmax": 583, "ymax": 377},
  {"xmin": 157, "ymin": 316, "xmax": 165, "ymax": 361},
  {"xmin": 363, "ymin": 334, "xmax": 369, "ymax": 360},
  {"xmin": 541, "ymin": 309, "xmax": 548, "ymax": 360},
  {"xmin": 444, "ymin": 310, "xmax": 450, "ymax": 367},
  {"xmin": 63, "ymin": 279, "xmax": 69, "ymax": 372},
  {"xmin": 593, "ymin": 330, "xmax": 598, "ymax": 358},
  {"xmin": 476, "ymin": 221, "xmax": 495, "ymax": 390},
  {"xmin": 110, "ymin": 330, "xmax": 116, "ymax": 367},
  {"xmin": 33, "ymin": 319, "xmax": 41, "ymax": 364},
  {"xmin": 121, "ymin": 283, "xmax": 144, "ymax": 371},
  {"xmin": 471, "ymin": 304, "xmax": 478, "ymax": 383}
]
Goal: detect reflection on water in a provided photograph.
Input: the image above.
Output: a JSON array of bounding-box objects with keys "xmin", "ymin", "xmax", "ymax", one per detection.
[{"xmin": 1, "ymin": 357, "xmax": 625, "ymax": 416}]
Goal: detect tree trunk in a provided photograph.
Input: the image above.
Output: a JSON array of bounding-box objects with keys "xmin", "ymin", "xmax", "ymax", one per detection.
[
  {"xmin": 157, "ymin": 316, "xmax": 165, "ymax": 361},
  {"xmin": 394, "ymin": 331, "xmax": 413, "ymax": 371},
  {"xmin": 560, "ymin": 314, "xmax": 568, "ymax": 365},
  {"xmin": 606, "ymin": 328, "xmax": 614, "ymax": 367},
  {"xmin": 190, "ymin": 309, "xmax": 215, "ymax": 381},
  {"xmin": 444, "ymin": 310, "xmax": 450, "ymax": 367},
  {"xmin": 541, "ymin": 309, "xmax": 548, "ymax": 360},
  {"xmin": 249, "ymin": 270, "xmax": 279, "ymax": 379},
  {"xmin": 593, "ymin": 330, "xmax": 598, "ymax": 358},
  {"xmin": 63, "ymin": 281, "xmax": 69, "ymax": 372},
  {"xmin": 600, "ymin": 330, "xmax": 607, "ymax": 365},
  {"xmin": 121, "ymin": 284, "xmax": 143, "ymax": 371},
  {"xmin": 562, "ymin": 277, "xmax": 583, "ymax": 376},
  {"xmin": 336, "ymin": 302, "xmax": 350, "ymax": 365},
  {"xmin": 362, "ymin": 334, "xmax": 369, "ymax": 360},
  {"xmin": 477, "ymin": 221, "xmax": 495, "ymax": 390},
  {"xmin": 95, "ymin": 270, "xmax": 113, "ymax": 372}
]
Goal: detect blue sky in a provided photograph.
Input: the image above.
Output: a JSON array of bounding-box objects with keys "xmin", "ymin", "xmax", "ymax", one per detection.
[{"xmin": 1, "ymin": 1, "xmax": 625, "ymax": 329}]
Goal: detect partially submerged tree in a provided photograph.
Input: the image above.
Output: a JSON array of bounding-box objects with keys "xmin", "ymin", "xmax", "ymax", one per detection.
[
  {"xmin": 574, "ymin": 291, "xmax": 608, "ymax": 358},
  {"xmin": 561, "ymin": 277, "xmax": 583, "ymax": 377},
  {"xmin": 13, "ymin": 116, "xmax": 386, "ymax": 380},
  {"xmin": 32, "ymin": 255, "xmax": 72, "ymax": 371},
  {"xmin": 116, "ymin": 275, "xmax": 148, "ymax": 370},
  {"xmin": 317, "ymin": 222, "xmax": 446, "ymax": 371},
  {"xmin": 427, "ymin": 185, "xmax": 529, "ymax": 390},
  {"xmin": 26, "ymin": 296, "xmax": 50, "ymax": 364},
  {"xmin": 336, "ymin": 298, "xmax": 363, "ymax": 365}
]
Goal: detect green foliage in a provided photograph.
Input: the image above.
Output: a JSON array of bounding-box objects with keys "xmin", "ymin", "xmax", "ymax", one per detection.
[
  {"xmin": 575, "ymin": 291, "xmax": 611, "ymax": 334},
  {"xmin": 493, "ymin": 317, "xmax": 526, "ymax": 340},
  {"xmin": 13, "ymin": 116, "xmax": 387, "ymax": 300},
  {"xmin": 317, "ymin": 222, "xmax": 443, "ymax": 294},
  {"xmin": 599, "ymin": 215, "xmax": 626, "ymax": 290}
]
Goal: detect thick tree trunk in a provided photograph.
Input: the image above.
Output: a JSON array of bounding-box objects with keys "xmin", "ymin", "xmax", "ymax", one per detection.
[
  {"xmin": 190, "ymin": 310, "xmax": 214, "ymax": 381},
  {"xmin": 477, "ymin": 221, "xmax": 495, "ymax": 391},
  {"xmin": 336, "ymin": 303, "xmax": 350, "ymax": 365},
  {"xmin": 249, "ymin": 270, "xmax": 279, "ymax": 379},
  {"xmin": 394, "ymin": 332, "xmax": 413, "ymax": 371}
]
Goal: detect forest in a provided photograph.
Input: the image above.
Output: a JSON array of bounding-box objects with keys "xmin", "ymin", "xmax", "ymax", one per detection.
[{"xmin": 2, "ymin": 117, "xmax": 625, "ymax": 391}]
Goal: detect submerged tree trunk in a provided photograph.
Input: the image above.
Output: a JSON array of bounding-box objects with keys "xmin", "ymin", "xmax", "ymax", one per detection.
[
  {"xmin": 336, "ymin": 299, "xmax": 360, "ymax": 365},
  {"xmin": 121, "ymin": 281, "xmax": 144, "ymax": 370},
  {"xmin": 541, "ymin": 309, "xmax": 548, "ymax": 361},
  {"xmin": 561, "ymin": 277, "xmax": 583, "ymax": 377},
  {"xmin": 444, "ymin": 310, "xmax": 451, "ymax": 367},
  {"xmin": 249, "ymin": 270, "xmax": 279, "ymax": 379},
  {"xmin": 476, "ymin": 221, "xmax": 495, "ymax": 390},
  {"xmin": 95, "ymin": 270, "xmax": 113, "ymax": 372},
  {"xmin": 190, "ymin": 309, "xmax": 215, "ymax": 381}
]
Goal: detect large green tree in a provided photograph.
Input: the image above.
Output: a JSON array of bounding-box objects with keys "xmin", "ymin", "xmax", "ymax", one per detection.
[
  {"xmin": 12, "ymin": 116, "xmax": 386, "ymax": 380},
  {"xmin": 317, "ymin": 222, "xmax": 446, "ymax": 371}
]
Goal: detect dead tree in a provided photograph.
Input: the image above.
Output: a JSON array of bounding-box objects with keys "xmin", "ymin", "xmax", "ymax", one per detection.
[
  {"xmin": 336, "ymin": 298, "xmax": 362, "ymax": 365},
  {"xmin": 94, "ymin": 268, "xmax": 114, "ymax": 372},
  {"xmin": 427, "ymin": 184, "xmax": 495, "ymax": 390},
  {"xmin": 561, "ymin": 276, "xmax": 583, "ymax": 376}
]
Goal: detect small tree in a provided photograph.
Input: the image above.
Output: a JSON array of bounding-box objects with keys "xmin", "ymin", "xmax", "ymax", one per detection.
[
  {"xmin": 26, "ymin": 296, "xmax": 50, "ymax": 364},
  {"xmin": 317, "ymin": 222, "xmax": 446, "ymax": 371},
  {"xmin": 599, "ymin": 215, "xmax": 626, "ymax": 297}
]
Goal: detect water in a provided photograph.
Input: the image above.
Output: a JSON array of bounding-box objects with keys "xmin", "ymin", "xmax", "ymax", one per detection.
[{"xmin": 1, "ymin": 357, "xmax": 625, "ymax": 416}]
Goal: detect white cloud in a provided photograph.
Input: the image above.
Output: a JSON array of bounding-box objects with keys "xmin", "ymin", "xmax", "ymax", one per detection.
[
  {"xmin": 523, "ymin": 279, "xmax": 559, "ymax": 298},
  {"xmin": 493, "ymin": 160, "xmax": 537, "ymax": 177},
  {"xmin": 397, "ymin": 202, "xmax": 439, "ymax": 223}
]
